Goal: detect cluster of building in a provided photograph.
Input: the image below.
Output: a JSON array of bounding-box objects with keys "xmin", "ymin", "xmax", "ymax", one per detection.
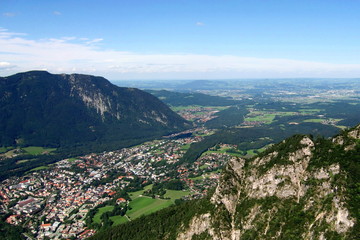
[
  {"xmin": 176, "ymin": 106, "xmax": 222, "ymax": 123},
  {"xmin": 0, "ymin": 128, "xmax": 235, "ymax": 239}
]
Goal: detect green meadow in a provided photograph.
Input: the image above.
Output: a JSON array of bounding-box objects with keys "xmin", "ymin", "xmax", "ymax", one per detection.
[
  {"xmin": 101, "ymin": 185, "xmax": 192, "ymax": 226},
  {"xmin": 93, "ymin": 205, "xmax": 114, "ymax": 223},
  {"xmin": 110, "ymin": 215, "xmax": 128, "ymax": 225},
  {"xmin": 28, "ymin": 166, "xmax": 49, "ymax": 172},
  {"xmin": 164, "ymin": 190, "xmax": 191, "ymax": 203},
  {"xmin": 303, "ymin": 118, "xmax": 324, "ymax": 123},
  {"xmin": 22, "ymin": 146, "xmax": 56, "ymax": 155},
  {"xmin": 1, "ymin": 146, "xmax": 56, "ymax": 158},
  {"xmin": 127, "ymin": 197, "xmax": 173, "ymax": 220}
]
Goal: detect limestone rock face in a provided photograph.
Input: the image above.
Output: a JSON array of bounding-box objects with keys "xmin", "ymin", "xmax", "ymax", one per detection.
[
  {"xmin": 348, "ymin": 126, "xmax": 360, "ymax": 139},
  {"xmin": 178, "ymin": 127, "xmax": 359, "ymax": 240},
  {"xmin": 177, "ymin": 214, "xmax": 215, "ymax": 240}
]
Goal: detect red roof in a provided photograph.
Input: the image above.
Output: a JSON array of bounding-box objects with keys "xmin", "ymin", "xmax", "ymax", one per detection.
[
  {"xmin": 18, "ymin": 198, "xmax": 35, "ymax": 207},
  {"xmin": 108, "ymin": 191, "xmax": 116, "ymax": 196}
]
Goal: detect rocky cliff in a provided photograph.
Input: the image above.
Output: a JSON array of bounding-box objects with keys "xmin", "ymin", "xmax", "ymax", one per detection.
[{"xmin": 178, "ymin": 125, "xmax": 359, "ymax": 240}]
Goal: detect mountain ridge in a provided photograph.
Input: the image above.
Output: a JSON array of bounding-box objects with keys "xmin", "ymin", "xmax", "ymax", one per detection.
[{"xmin": 0, "ymin": 70, "xmax": 190, "ymax": 148}]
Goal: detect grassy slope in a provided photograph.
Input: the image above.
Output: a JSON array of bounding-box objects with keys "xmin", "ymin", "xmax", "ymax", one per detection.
[
  {"xmin": 93, "ymin": 206, "xmax": 114, "ymax": 223},
  {"xmin": 107, "ymin": 185, "xmax": 191, "ymax": 226},
  {"xmin": 22, "ymin": 146, "xmax": 56, "ymax": 155},
  {"xmin": 127, "ymin": 197, "xmax": 173, "ymax": 219}
]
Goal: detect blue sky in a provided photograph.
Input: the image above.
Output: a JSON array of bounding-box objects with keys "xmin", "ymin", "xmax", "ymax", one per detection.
[{"xmin": 1, "ymin": 0, "xmax": 360, "ymax": 80}]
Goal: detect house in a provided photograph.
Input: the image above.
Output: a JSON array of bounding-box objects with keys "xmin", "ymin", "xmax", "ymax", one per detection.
[
  {"xmin": 116, "ymin": 198, "xmax": 127, "ymax": 204},
  {"xmin": 40, "ymin": 223, "xmax": 52, "ymax": 230},
  {"xmin": 5, "ymin": 215, "xmax": 18, "ymax": 224},
  {"xmin": 108, "ymin": 191, "xmax": 116, "ymax": 196},
  {"xmin": 18, "ymin": 197, "xmax": 35, "ymax": 207}
]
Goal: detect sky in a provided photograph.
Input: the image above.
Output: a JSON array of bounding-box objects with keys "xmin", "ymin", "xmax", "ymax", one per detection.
[{"xmin": 1, "ymin": 0, "xmax": 360, "ymax": 80}]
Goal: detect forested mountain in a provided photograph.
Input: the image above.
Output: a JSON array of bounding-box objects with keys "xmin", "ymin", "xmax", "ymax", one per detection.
[
  {"xmin": 91, "ymin": 124, "xmax": 360, "ymax": 240},
  {"xmin": 0, "ymin": 71, "xmax": 190, "ymax": 148}
]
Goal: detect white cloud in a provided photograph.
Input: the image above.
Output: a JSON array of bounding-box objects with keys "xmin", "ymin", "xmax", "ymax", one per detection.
[
  {"xmin": 0, "ymin": 61, "xmax": 16, "ymax": 71},
  {"xmin": 1, "ymin": 28, "xmax": 360, "ymax": 79},
  {"xmin": 0, "ymin": 27, "xmax": 26, "ymax": 38},
  {"xmin": 0, "ymin": 61, "xmax": 14, "ymax": 68},
  {"xmin": 85, "ymin": 38, "xmax": 103, "ymax": 44},
  {"xmin": 53, "ymin": 11, "xmax": 62, "ymax": 15},
  {"xmin": 196, "ymin": 22, "xmax": 204, "ymax": 26}
]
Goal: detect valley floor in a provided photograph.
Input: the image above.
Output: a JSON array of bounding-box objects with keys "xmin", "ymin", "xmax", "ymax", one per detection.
[{"xmin": 0, "ymin": 128, "xmax": 236, "ymax": 239}]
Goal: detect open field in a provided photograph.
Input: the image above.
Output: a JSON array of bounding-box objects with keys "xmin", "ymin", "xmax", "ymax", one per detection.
[
  {"xmin": 3, "ymin": 149, "xmax": 19, "ymax": 158},
  {"xmin": 201, "ymin": 145, "xmax": 269, "ymax": 159},
  {"xmin": 123, "ymin": 185, "xmax": 192, "ymax": 222},
  {"xmin": 110, "ymin": 215, "xmax": 129, "ymax": 226},
  {"xmin": 244, "ymin": 113, "xmax": 277, "ymax": 124},
  {"xmin": 201, "ymin": 150, "xmax": 224, "ymax": 157},
  {"xmin": 1, "ymin": 146, "xmax": 56, "ymax": 158},
  {"xmin": 127, "ymin": 197, "xmax": 173, "ymax": 220},
  {"xmin": 164, "ymin": 190, "xmax": 191, "ymax": 203},
  {"xmin": 28, "ymin": 166, "xmax": 49, "ymax": 172},
  {"xmin": 189, "ymin": 175, "xmax": 204, "ymax": 181},
  {"xmin": 93, "ymin": 205, "xmax": 114, "ymax": 223},
  {"xmin": 244, "ymin": 111, "xmax": 310, "ymax": 124},
  {"xmin": 67, "ymin": 158, "xmax": 79, "ymax": 162},
  {"xmin": 180, "ymin": 144, "xmax": 191, "ymax": 150},
  {"xmin": 129, "ymin": 184, "xmax": 153, "ymax": 199},
  {"xmin": 200, "ymin": 147, "xmax": 243, "ymax": 158},
  {"xmin": 302, "ymin": 118, "xmax": 347, "ymax": 129},
  {"xmin": 0, "ymin": 146, "xmax": 13, "ymax": 153},
  {"xmin": 93, "ymin": 186, "xmax": 192, "ymax": 226},
  {"xmin": 16, "ymin": 159, "xmax": 30, "ymax": 164},
  {"xmin": 22, "ymin": 146, "xmax": 56, "ymax": 155},
  {"xmin": 298, "ymin": 108, "xmax": 322, "ymax": 114},
  {"xmin": 303, "ymin": 118, "xmax": 324, "ymax": 123}
]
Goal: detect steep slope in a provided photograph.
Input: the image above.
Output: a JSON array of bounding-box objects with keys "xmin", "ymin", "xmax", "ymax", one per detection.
[
  {"xmin": 0, "ymin": 71, "xmax": 190, "ymax": 148},
  {"xmin": 181, "ymin": 126, "xmax": 359, "ymax": 240},
  {"xmin": 91, "ymin": 125, "xmax": 359, "ymax": 240}
]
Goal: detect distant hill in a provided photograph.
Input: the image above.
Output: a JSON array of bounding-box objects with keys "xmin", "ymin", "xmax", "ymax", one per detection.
[
  {"xmin": 0, "ymin": 71, "xmax": 190, "ymax": 149},
  {"xmin": 177, "ymin": 80, "xmax": 224, "ymax": 90},
  {"xmin": 147, "ymin": 90, "xmax": 241, "ymax": 106}
]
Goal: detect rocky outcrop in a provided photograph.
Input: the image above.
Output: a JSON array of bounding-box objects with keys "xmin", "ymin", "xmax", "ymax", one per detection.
[
  {"xmin": 348, "ymin": 127, "xmax": 360, "ymax": 139},
  {"xmin": 178, "ymin": 127, "xmax": 359, "ymax": 240},
  {"xmin": 177, "ymin": 214, "xmax": 215, "ymax": 240}
]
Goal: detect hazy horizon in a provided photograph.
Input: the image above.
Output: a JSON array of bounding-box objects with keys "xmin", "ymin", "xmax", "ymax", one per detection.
[{"xmin": 1, "ymin": 0, "xmax": 360, "ymax": 79}]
